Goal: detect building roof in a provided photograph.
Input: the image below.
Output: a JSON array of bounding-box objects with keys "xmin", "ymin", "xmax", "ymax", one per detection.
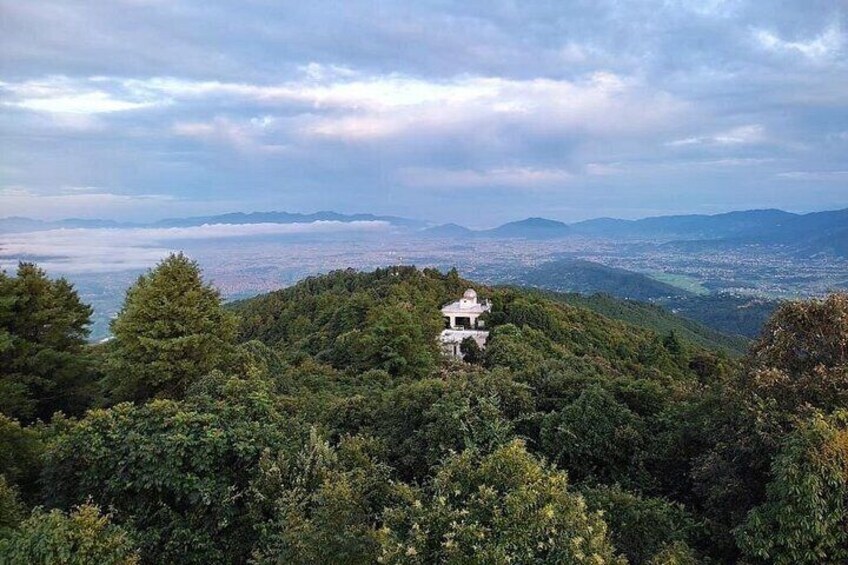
[
  {"xmin": 440, "ymin": 288, "xmax": 491, "ymax": 316},
  {"xmin": 441, "ymin": 300, "xmax": 489, "ymax": 315}
]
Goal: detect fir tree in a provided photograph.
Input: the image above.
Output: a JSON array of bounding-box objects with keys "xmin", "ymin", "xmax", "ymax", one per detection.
[
  {"xmin": 107, "ymin": 253, "xmax": 237, "ymax": 401},
  {"xmin": 0, "ymin": 263, "xmax": 93, "ymax": 421}
]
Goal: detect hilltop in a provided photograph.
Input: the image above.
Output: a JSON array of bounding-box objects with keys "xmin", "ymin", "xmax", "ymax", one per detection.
[{"xmin": 230, "ymin": 265, "xmax": 744, "ymax": 374}]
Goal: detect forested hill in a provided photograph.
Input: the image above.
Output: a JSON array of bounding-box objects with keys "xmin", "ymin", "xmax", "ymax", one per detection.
[
  {"xmin": 2, "ymin": 257, "xmax": 848, "ymax": 564},
  {"xmin": 230, "ymin": 265, "xmax": 727, "ymax": 378},
  {"xmin": 534, "ymin": 290, "xmax": 750, "ymax": 355},
  {"xmin": 504, "ymin": 257, "xmax": 691, "ymax": 301}
]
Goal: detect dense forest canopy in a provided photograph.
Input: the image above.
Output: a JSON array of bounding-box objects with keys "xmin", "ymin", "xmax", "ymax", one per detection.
[{"xmin": 1, "ymin": 254, "xmax": 847, "ymax": 564}]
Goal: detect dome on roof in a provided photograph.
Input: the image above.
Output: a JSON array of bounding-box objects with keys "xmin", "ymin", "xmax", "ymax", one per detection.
[{"xmin": 463, "ymin": 288, "xmax": 478, "ymax": 300}]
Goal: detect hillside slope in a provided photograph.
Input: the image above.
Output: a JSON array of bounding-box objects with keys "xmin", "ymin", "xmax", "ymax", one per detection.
[
  {"xmin": 540, "ymin": 291, "xmax": 750, "ymax": 355},
  {"xmin": 659, "ymin": 294, "xmax": 779, "ymax": 339},
  {"xmin": 505, "ymin": 258, "xmax": 692, "ymax": 301}
]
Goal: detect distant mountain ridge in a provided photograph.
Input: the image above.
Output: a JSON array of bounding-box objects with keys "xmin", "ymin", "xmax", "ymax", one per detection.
[
  {"xmin": 423, "ymin": 217, "xmax": 571, "ymax": 240},
  {"xmin": 0, "ymin": 210, "xmax": 425, "ymax": 233},
  {"xmin": 421, "ymin": 223, "xmax": 475, "ymax": 238},
  {"xmin": 152, "ymin": 210, "xmax": 425, "ymax": 229},
  {"xmin": 569, "ymin": 208, "xmax": 847, "ymax": 256},
  {"xmin": 570, "ymin": 208, "xmax": 797, "ymax": 239},
  {"xmin": 482, "ymin": 217, "xmax": 571, "ymax": 239},
  {"xmin": 3, "ymin": 207, "xmax": 845, "ymax": 256}
]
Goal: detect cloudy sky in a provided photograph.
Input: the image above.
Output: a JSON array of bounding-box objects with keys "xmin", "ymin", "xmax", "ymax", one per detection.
[{"xmin": 1, "ymin": 0, "xmax": 846, "ymax": 226}]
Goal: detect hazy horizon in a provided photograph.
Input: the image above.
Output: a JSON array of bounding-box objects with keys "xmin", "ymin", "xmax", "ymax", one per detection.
[{"xmin": 2, "ymin": 203, "xmax": 847, "ymax": 230}]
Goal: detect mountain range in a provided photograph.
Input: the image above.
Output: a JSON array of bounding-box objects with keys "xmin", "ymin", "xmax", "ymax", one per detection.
[
  {"xmin": 0, "ymin": 211, "xmax": 424, "ymax": 233},
  {"xmin": 425, "ymin": 207, "xmax": 847, "ymax": 255},
  {"xmin": 2, "ymin": 207, "xmax": 845, "ymax": 255}
]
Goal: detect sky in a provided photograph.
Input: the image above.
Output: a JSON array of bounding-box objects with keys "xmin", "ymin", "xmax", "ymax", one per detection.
[{"xmin": 1, "ymin": 0, "xmax": 847, "ymax": 227}]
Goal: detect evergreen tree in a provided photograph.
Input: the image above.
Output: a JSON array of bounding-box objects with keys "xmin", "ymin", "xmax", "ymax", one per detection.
[
  {"xmin": 107, "ymin": 253, "xmax": 237, "ymax": 401},
  {"xmin": 0, "ymin": 263, "xmax": 93, "ymax": 421}
]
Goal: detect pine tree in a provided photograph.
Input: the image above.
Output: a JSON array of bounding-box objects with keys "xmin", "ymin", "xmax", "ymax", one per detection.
[
  {"xmin": 107, "ymin": 253, "xmax": 237, "ymax": 401},
  {"xmin": 0, "ymin": 263, "xmax": 93, "ymax": 421}
]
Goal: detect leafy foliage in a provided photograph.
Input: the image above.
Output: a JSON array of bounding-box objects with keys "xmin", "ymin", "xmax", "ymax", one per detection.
[
  {"xmin": 0, "ymin": 503, "xmax": 139, "ymax": 565},
  {"xmin": 250, "ymin": 430, "xmax": 396, "ymax": 564},
  {"xmin": 0, "ymin": 413, "xmax": 44, "ymax": 503},
  {"xmin": 546, "ymin": 290, "xmax": 749, "ymax": 354},
  {"xmin": 541, "ymin": 386, "xmax": 645, "ymax": 484},
  {"xmin": 0, "ymin": 476, "xmax": 24, "ymax": 534},
  {"xmin": 42, "ymin": 380, "xmax": 303, "ymax": 564},
  {"xmin": 232, "ymin": 266, "xmax": 456, "ymax": 378},
  {"xmin": 735, "ymin": 411, "xmax": 848, "ymax": 564},
  {"xmin": 458, "ymin": 335, "xmax": 482, "ymax": 364},
  {"xmin": 745, "ymin": 293, "xmax": 848, "ymax": 413},
  {"xmin": 582, "ymin": 485, "xmax": 699, "ymax": 564},
  {"xmin": 378, "ymin": 440, "xmax": 625, "ymax": 564}
]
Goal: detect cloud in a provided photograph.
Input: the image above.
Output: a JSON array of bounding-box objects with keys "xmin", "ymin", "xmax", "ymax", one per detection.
[
  {"xmin": 172, "ymin": 116, "xmax": 289, "ymax": 153},
  {"xmin": 1, "ymin": 76, "xmax": 166, "ymax": 114},
  {"xmin": 668, "ymin": 124, "xmax": 767, "ymax": 147},
  {"xmin": 399, "ymin": 166, "xmax": 574, "ymax": 190},
  {"xmin": 0, "ymin": 187, "xmax": 176, "ymax": 219},
  {"xmin": 0, "ymin": 220, "xmax": 391, "ymax": 273},
  {"xmin": 297, "ymin": 72, "xmax": 688, "ymax": 142},
  {"xmin": 2, "ymin": 70, "xmax": 688, "ymax": 144},
  {"xmin": 776, "ymin": 171, "xmax": 848, "ymax": 181},
  {"xmin": 754, "ymin": 22, "xmax": 844, "ymax": 60}
]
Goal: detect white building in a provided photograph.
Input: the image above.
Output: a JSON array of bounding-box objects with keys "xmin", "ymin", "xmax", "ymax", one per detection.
[
  {"xmin": 441, "ymin": 289, "xmax": 490, "ymax": 330},
  {"xmin": 439, "ymin": 289, "xmax": 491, "ymax": 358}
]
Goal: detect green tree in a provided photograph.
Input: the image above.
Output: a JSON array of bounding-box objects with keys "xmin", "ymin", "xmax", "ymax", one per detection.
[
  {"xmin": 0, "ymin": 263, "xmax": 93, "ymax": 421},
  {"xmin": 540, "ymin": 385, "xmax": 644, "ymax": 484},
  {"xmin": 582, "ymin": 485, "xmax": 699, "ymax": 564},
  {"xmin": 351, "ymin": 301, "xmax": 437, "ymax": 378},
  {"xmin": 0, "ymin": 476, "xmax": 24, "ymax": 534},
  {"xmin": 648, "ymin": 541, "xmax": 699, "ymax": 565},
  {"xmin": 662, "ymin": 330, "xmax": 683, "ymax": 357},
  {"xmin": 735, "ymin": 411, "xmax": 848, "ymax": 564},
  {"xmin": 686, "ymin": 293, "xmax": 848, "ymax": 558},
  {"xmin": 0, "ymin": 414, "xmax": 43, "ymax": 504},
  {"xmin": 42, "ymin": 381, "xmax": 302, "ymax": 564},
  {"xmin": 483, "ymin": 324, "xmax": 547, "ymax": 371},
  {"xmin": 378, "ymin": 440, "xmax": 624, "ymax": 564},
  {"xmin": 371, "ymin": 374, "xmax": 529, "ymax": 482},
  {"xmin": 745, "ymin": 293, "xmax": 848, "ymax": 413},
  {"xmin": 250, "ymin": 431, "xmax": 396, "ymax": 564},
  {"xmin": 107, "ymin": 253, "xmax": 237, "ymax": 401},
  {"xmin": 459, "ymin": 336, "xmax": 482, "ymax": 364},
  {"xmin": 0, "ymin": 503, "xmax": 139, "ymax": 564}
]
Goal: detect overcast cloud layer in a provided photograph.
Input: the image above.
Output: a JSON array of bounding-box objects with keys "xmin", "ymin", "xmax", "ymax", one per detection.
[{"xmin": 1, "ymin": 0, "xmax": 846, "ymax": 225}]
